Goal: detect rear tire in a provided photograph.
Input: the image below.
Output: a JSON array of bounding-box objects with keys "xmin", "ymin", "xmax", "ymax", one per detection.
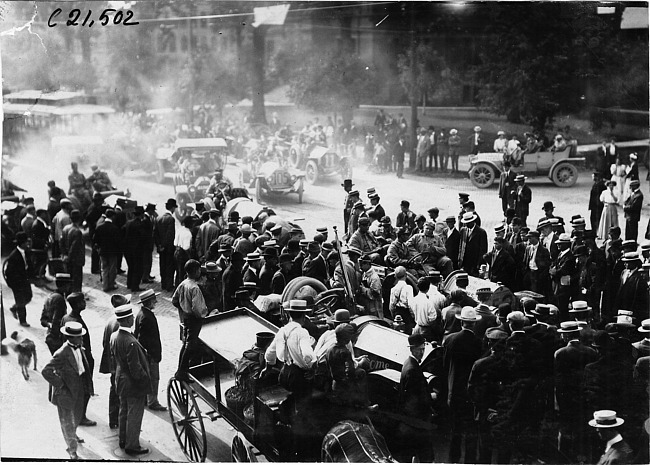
[
  {"xmin": 551, "ymin": 163, "xmax": 578, "ymax": 187},
  {"xmin": 305, "ymin": 160, "xmax": 318, "ymax": 185}
]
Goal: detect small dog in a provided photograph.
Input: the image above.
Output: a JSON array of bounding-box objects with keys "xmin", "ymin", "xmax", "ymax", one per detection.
[{"xmin": 2, "ymin": 331, "xmax": 38, "ymax": 380}]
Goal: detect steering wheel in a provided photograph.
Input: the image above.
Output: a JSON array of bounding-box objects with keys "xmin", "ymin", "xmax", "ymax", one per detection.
[
  {"xmin": 313, "ymin": 289, "xmax": 344, "ymax": 316},
  {"xmin": 407, "ymin": 251, "xmax": 430, "ymax": 265}
]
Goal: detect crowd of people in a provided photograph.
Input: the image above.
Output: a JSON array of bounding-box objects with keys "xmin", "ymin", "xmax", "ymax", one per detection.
[{"xmin": 3, "ymin": 130, "xmax": 650, "ymax": 463}]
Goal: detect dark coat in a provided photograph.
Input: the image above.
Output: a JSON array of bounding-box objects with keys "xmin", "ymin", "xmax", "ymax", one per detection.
[
  {"xmin": 595, "ymin": 440, "xmax": 634, "ymax": 465},
  {"xmin": 99, "ymin": 317, "xmax": 120, "ymax": 374},
  {"xmin": 4, "ymin": 247, "xmax": 32, "ymax": 290},
  {"xmin": 134, "ymin": 307, "xmax": 162, "ymax": 363},
  {"xmin": 513, "ymin": 184, "xmax": 532, "ymax": 219},
  {"xmin": 498, "ymin": 170, "xmax": 516, "ymax": 200},
  {"xmin": 393, "ymin": 141, "xmax": 406, "ymax": 163},
  {"xmin": 154, "ymin": 212, "xmax": 175, "ymax": 250},
  {"xmin": 443, "ymin": 328, "xmax": 482, "ymax": 408},
  {"xmin": 399, "ymin": 355, "xmax": 431, "ymax": 421},
  {"xmin": 31, "ymin": 218, "xmax": 50, "ymax": 251},
  {"xmin": 467, "ymin": 351, "xmax": 510, "ymax": 416},
  {"xmin": 623, "ymin": 189, "xmax": 643, "ymax": 222},
  {"xmin": 61, "ymin": 313, "xmax": 94, "ymax": 373},
  {"xmin": 616, "ymin": 269, "xmax": 649, "ymax": 321},
  {"xmin": 110, "ymin": 328, "xmax": 151, "ymax": 397},
  {"xmin": 122, "ymin": 217, "xmax": 144, "ymax": 257},
  {"xmin": 93, "ymin": 220, "xmax": 122, "ymax": 255},
  {"xmin": 258, "ymin": 264, "xmax": 278, "ymax": 296},
  {"xmin": 458, "ymin": 225, "xmax": 488, "ymax": 276},
  {"xmin": 551, "ymin": 250, "xmax": 575, "ymax": 296},
  {"xmin": 61, "ymin": 224, "xmax": 85, "ymax": 266},
  {"xmin": 583, "ymin": 354, "xmax": 633, "ymax": 415},
  {"xmin": 141, "ymin": 213, "xmax": 155, "ymax": 252},
  {"xmin": 197, "ymin": 221, "xmax": 220, "ymax": 258},
  {"xmin": 554, "ymin": 340, "xmax": 598, "ymax": 418},
  {"xmin": 303, "ymin": 254, "xmax": 328, "ymax": 284},
  {"xmin": 589, "ymin": 180, "xmax": 607, "ymax": 211},
  {"xmin": 41, "ymin": 343, "xmax": 92, "ymax": 409},
  {"xmin": 445, "ymin": 229, "xmax": 460, "ymax": 267},
  {"xmin": 222, "ymin": 264, "xmax": 243, "ymax": 311},
  {"xmin": 483, "ymin": 248, "xmax": 516, "ymax": 289}
]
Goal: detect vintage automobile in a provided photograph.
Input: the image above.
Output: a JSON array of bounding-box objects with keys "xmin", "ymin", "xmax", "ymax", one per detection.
[
  {"xmin": 156, "ymin": 138, "xmax": 248, "ymax": 215},
  {"xmin": 254, "ymin": 161, "xmax": 305, "ymax": 204},
  {"xmin": 288, "ymin": 144, "xmax": 353, "ymax": 185},
  {"xmin": 468, "ymin": 143, "xmax": 585, "ymax": 188}
]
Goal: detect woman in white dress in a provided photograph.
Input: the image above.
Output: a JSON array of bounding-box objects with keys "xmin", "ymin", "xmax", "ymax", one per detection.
[{"xmin": 597, "ymin": 180, "xmax": 619, "ymax": 240}]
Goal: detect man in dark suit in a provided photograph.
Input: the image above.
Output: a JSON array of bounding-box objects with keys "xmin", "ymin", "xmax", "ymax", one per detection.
[
  {"xmin": 623, "ymin": 180, "xmax": 643, "ymax": 241},
  {"xmin": 195, "ymin": 208, "xmax": 221, "ymax": 261},
  {"xmin": 62, "ymin": 292, "xmax": 96, "ymax": 427},
  {"xmin": 141, "ymin": 203, "xmax": 157, "ymax": 284},
  {"xmin": 438, "ymin": 217, "xmax": 458, "ymax": 272},
  {"xmin": 113, "ymin": 203, "xmax": 128, "ymax": 273},
  {"xmin": 42, "ymin": 322, "xmax": 94, "ymax": 460},
  {"xmin": 393, "ymin": 135, "xmax": 406, "ymax": 179},
  {"xmin": 61, "ymin": 210, "xmax": 85, "ymax": 293},
  {"xmin": 482, "ymin": 236, "xmax": 516, "ymax": 289},
  {"xmin": 85, "ymin": 193, "xmax": 105, "ymax": 274},
  {"xmin": 242, "ymin": 252, "xmax": 262, "ymax": 286},
  {"xmin": 468, "ymin": 327, "xmax": 511, "ymax": 464},
  {"xmin": 522, "ymin": 230, "xmax": 551, "ymax": 295},
  {"xmin": 397, "ymin": 333, "xmax": 434, "ymax": 462},
  {"xmin": 123, "ymin": 206, "xmax": 146, "ymax": 292},
  {"xmin": 617, "ymin": 252, "xmax": 650, "ymax": 324},
  {"xmin": 554, "ymin": 321, "xmax": 598, "ymax": 462},
  {"xmin": 134, "ymin": 289, "xmax": 167, "ymax": 411},
  {"xmin": 513, "ymin": 175, "xmax": 532, "ymax": 227},
  {"xmin": 302, "ymin": 241, "xmax": 328, "ymax": 285},
  {"xmin": 222, "ymin": 252, "xmax": 245, "ymax": 311},
  {"xmin": 589, "ymin": 172, "xmax": 607, "ymax": 232},
  {"xmin": 93, "ymin": 209, "xmax": 122, "ymax": 292},
  {"xmin": 589, "ymin": 410, "xmax": 633, "ymax": 465},
  {"xmin": 468, "ymin": 125, "xmax": 485, "ymax": 155},
  {"xmin": 443, "ymin": 307, "xmax": 483, "ymax": 464},
  {"xmin": 154, "ymin": 199, "xmax": 177, "ymax": 292},
  {"xmin": 99, "ymin": 294, "xmax": 130, "ymax": 429},
  {"xmin": 110, "ymin": 304, "xmax": 151, "ymax": 455},
  {"xmin": 4, "ymin": 232, "xmax": 33, "ymax": 327},
  {"xmin": 550, "ymin": 233, "xmax": 575, "ymax": 321},
  {"xmin": 498, "ymin": 161, "xmax": 516, "ymax": 215},
  {"xmin": 458, "ymin": 212, "xmax": 488, "ymax": 277},
  {"xmin": 30, "ymin": 209, "xmax": 50, "ymax": 280}
]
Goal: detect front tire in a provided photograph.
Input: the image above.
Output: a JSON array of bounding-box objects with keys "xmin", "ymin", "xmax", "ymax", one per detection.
[
  {"xmin": 305, "ymin": 160, "xmax": 319, "ymax": 185},
  {"xmin": 297, "ymin": 179, "xmax": 304, "ymax": 204},
  {"xmin": 469, "ymin": 163, "xmax": 496, "ymax": 188}
]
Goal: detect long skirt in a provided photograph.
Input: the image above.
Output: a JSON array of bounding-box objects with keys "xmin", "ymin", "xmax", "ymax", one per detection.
[{"xmin": 597, "ymin": 203, "xmax": 618, "ymax": 240}]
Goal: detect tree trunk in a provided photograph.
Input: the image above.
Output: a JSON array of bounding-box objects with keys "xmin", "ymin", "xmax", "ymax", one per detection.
[
  {"xmin": 408, "ymin": 6, "xmax": 417, "ymax": 169},
  {"xmin": 250, "ymin": 25, "xmax": 267, "ymax": 125}
]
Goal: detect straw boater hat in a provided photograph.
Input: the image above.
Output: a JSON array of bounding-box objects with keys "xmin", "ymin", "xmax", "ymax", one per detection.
[
  {"xmin": 588, "ymin": 410, "xmax": 624, "ymax": 428},
  {"xmin": 638, "ymin": 319, "xmax": 650, "ymax": 333},
  {"xmin": 556, "ymin": 233, "xmax": 571, "ymax": 244},
  {"xmin": 60, "ymin": 321, "xmax": 87, "ymax": 337},
  {"xmin": 461, "ymin": 212, "xmax": 477, "ymax": 224},
  {"xmin": 557, "ymin": 321, "xmax": 581, "ymax": 333},
  {"xmin": 245, "ymin": 252, "xmax": 262, "ymax": 262},
  {"xmin": 138, "ymin": 289, "xmax": 161, "ymax": 304},
  {"xmin": 115, "ymin": 304, "xmax": 134, "ymax": 319},
  {"xmin": 569, "ymin": 300, "xmax": 591, "ymax": 313},
  {"xmin": 288, "ymin": 299, "xmax": 310, "ymax": 312},
  {"xmin": 616, "ymin": 310, "xmax": 635, "ymax": 328}
]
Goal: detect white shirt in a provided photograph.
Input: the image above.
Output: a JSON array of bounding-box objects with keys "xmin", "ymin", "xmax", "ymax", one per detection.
[
  {"xmin": 409, "ymin": 292, "xmax": 438, "ymax": 326},
  {"xmin": 390, "ymin": 280, "xmax": 413, "ymax": 312},
  {"xmin": 118, "ymin": 325, "xmax": 132, "ymax": 333},
  {"xmin": 67, "ymin": 341, "xmax": 85, "ymax": 375},
  {"xmin": 314, "ymin": 329, "xmax": 355, "ymax": 364},
  {"xmin": 528, "ymin": 243, "xmax": 539, "ymax": 271},
  {"xmin": 174, "ymin": 227, "xmax": 193, "ymax": 250},
  {"xmin": 426, "ymin": 286, "xmax": 448, "ymax": 311},
  {"xmin": 605, "ymin": 434, "xmax": 623, "ymax": 453},
  {"xmin": 265, "ymin": 321, "xmax": 315, "ymax": 370}
]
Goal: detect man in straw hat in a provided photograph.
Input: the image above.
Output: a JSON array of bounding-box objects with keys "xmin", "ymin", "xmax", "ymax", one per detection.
[
  {"xmin": 550, "ymin": 232, "xmax": 575, "ymax": 320},
  {"xmin": 172, "ymin": 260, "xmax": 209, "ymax": 382},
  {"xmin": 458, "ymin": 211, "xmax": 488, "ymax": 277},
  {"xmin": 42, "ymin": 321, "xmax": 94, "ymax": 460},
  {"xmin": 554, "ymin": 320, "xmax": 598, "ymax": 461},
  {"xmin": 623, "ymin": 179, "xmax": 643, "ymax": 241},
  {"xmin": 134, "ymin": 289, "xmax": 166, "ymax": 412},
  {"xmin": 633, "ymin": 318, "xmax": 650, "ymax": 358},
  {"xmin": 443, "ymin": 306, "xmax": 482, "ymax": 463},
  {"xmin": 110, "ymin": 303, "xmax": 151, "ymax": 455},
  {"xmin": 99, "ymin": 294, "xmax": 131, "ymax": 430},
  {"xmin": 589, "ymin": 410, "xmax": 633, "ymax": 465},
  {"xmin": 396, "ymin": 333, "xmax": 435, "ymax": 462},
  {"xmin": 263, "ymin": 299, "xmax": 315, "ymax": 397},
  {"xmin": 616, "ymin": 252, "xmax": 649, "ymax": 323}
]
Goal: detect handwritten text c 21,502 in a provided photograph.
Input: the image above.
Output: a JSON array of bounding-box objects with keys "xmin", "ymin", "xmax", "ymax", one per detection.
[{"xmin": 48, "ymin": 8, "xmax": 139, "ymax": 27}]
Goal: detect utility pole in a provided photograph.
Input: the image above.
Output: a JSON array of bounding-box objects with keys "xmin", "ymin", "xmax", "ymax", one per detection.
[
  {"xmin": 251, "ymin": 24, "xmax": 268, "ymax": 125},
  {"xmin": 187, "ymin": 6, "xmax": 194, "ymax": 126},
  {"xmin": 408, "ymin": 3, "xmax": 417, "ymax": 169}
]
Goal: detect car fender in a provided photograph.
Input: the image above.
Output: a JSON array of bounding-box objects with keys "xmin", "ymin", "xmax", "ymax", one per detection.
[
  {"xmin": 548, "ymin": 158, "xmax": 584, "ymax": 180},
  {"xmin": 469, "ymin": 159, "xmax": 501, "ymax": 175}
]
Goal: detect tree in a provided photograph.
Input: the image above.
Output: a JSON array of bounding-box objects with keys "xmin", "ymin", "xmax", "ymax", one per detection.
[
  {"xmin": 472, "ymin": 3, "xmax": 648, "ymax": 131},
  {"xmin": 288, "ymin": 49, "xmax": 377, "ymax": 122}
]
